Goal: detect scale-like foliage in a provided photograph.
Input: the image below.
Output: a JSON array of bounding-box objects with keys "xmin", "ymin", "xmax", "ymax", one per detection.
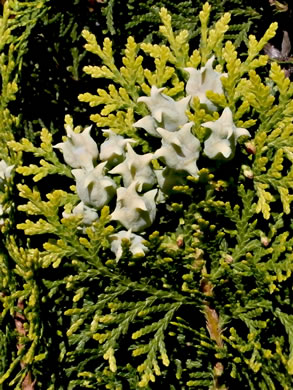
[
  {"xmin": 2, "ymin": 2, "xmax": 293, "ymax": 389},
  {"xmin": 101, "ymin": 0, "xmax": 274, "ymax": 49}
]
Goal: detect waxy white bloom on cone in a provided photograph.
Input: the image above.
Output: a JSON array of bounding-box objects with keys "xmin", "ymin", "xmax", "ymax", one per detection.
[
  {"xmin": 109, "ymin": 230, "xmax": 148, "ymax": 261},
  {"xmin": 0, "ymin": 204, "xmax": 4, "ymax": 226},
  {"xmin": 54, "ymin": 125, "xmax": 99, "ymax": 171},
  {"xmin": 100, "ymin": 130, "xmax": 135, "ymax": 167},
  {"xmin": 62, "ymin": 201, "xmax": 99, "ymax": 225},
  {"xmin": 133, "ymin": 115, "xmax": 158, "ymax": 137},
  {"xmin": 155, "ymin": 122, "xmax": 200, "ymax": 177},
  {"xmin": 134, "ymin": 86, "xmax": 191, "ymax": 136},
  {"xmin": 111, "ymin": 181, "xmax": 157, "ymax": 232},
  {"xmin": 202, "ymin": 107, "xmax": 251, "ymax": 160},
  {"xmin": 0, "ymin": 160, "xmax": 14, "ymax": 184},
  {"xmin": 72, "ymin": 162, "xmax": 116, "ymax": 209},
  {"xmin": 185, "ymin": 56, "xmax": 226, "ymax": 111},
  {"xmin": 155, "ymin": 167, "xmax": 186, "ymax": 194},
  {"xmin": 110, "ymin": 143, "xmax": 156, "ymax": 191}
]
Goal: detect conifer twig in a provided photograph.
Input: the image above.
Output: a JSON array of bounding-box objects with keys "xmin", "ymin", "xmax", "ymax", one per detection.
[
  {"xmin": 14, "ymin": 300, "xmax": 35, "ymax": 390},
  {"xmin": 201, "ymin": 267, "xmax": 227, "ymax": 390}
]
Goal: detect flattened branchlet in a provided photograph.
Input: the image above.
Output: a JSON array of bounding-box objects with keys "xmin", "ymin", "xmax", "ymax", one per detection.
[{"xmin": 3, "ymin": 2, "xmax": 293, "ymax": 390}]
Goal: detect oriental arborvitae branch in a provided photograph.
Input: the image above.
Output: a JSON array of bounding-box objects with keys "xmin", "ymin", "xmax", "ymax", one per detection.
[{"xmin": 200, "ymin": 262, "xmax": 228, "ymax": 390}]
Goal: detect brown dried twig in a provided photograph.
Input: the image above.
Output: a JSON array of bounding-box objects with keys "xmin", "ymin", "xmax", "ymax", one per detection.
[
  {"xmin": 14, "ymin": 300, "xmax": 36, "ymax": 390},
  {"xmin": 264, "ymin": 31, "xmax": 293, "ymax": 77}
]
